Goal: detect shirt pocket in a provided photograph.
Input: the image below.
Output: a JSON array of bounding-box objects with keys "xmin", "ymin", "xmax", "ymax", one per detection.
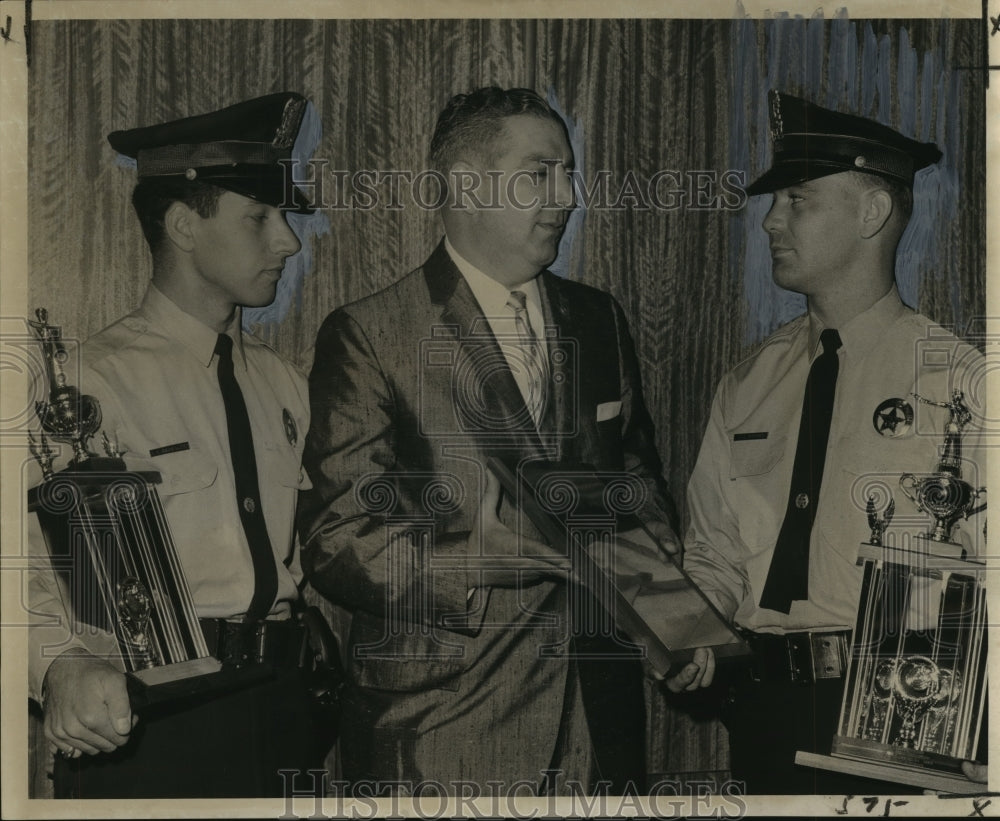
[
  {"xmin": 729, "ymin": 434, "xmax": 787, "ymax": 479},
  {"xmin": 147, "ymin": 445, "xmax": 219, "ymax": 497},
  {"xmin": 726, "ymin": 433, "xmax": 788, "ymax": 556},
  {"xmin": 261, "ymin": 441, "xmax": 312, "ymax": 491}
]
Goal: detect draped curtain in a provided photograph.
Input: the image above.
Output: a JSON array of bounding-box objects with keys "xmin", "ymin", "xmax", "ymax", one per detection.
[{"xmin": 26, "ymin": 16, "xmax": 984, "ymax": 796}]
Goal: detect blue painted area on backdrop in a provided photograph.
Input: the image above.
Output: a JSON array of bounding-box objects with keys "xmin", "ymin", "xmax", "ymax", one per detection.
[
  {"xmin": 731, "ymin": 8, "xmax": 962, "ymax": 346},
  {"xmin": 244, "ymin": 100, "xmax": 331, "ymax": 331},
  {"xmin": 546, "ymin": 89, "xmax": 585, "ymax": 280}
]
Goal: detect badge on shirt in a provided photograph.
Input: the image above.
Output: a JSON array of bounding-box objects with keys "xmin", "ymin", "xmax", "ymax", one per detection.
[
  {"xmin": 873, "ymin": 398, "xmax": 913, "ymax": 438},
  {"xmin": 282, "ymin": 408, "xmax": 298, "ymax": 446}
]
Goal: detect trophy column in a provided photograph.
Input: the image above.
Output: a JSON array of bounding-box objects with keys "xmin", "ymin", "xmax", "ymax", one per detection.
[{"xmin": 796, "ymin": 391, "xmax": 988, "ymax": 793}]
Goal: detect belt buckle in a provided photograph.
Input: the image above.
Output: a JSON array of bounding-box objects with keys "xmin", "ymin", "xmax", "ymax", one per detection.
[
  {"xmin": 785, "ymin": 634, "xmax": 814, "ymax": 685},
  {"xmin": 810, "ymin": 633, "xmax": 845, "ymax": 681},
  {"xmin": 253, "ymin": 621, "xmax": 267, "ymax": 664},
  {"xmin": 786, "ymin": 633, "xmax": 845, "ymax": 684},
  {"xmin": 230, "ymin": 621, "xmax": 266, "ymax": 667}
]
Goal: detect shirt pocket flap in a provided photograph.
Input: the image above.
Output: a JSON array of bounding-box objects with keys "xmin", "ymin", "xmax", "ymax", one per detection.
[
  {"xmin": 148, "ymin": 446, "xmax": 219, "ymax": 496},
  {"xmin": 729, "ymin": 434, "xmax": 787, "ymax": 479},
  {"xmin": 262, "ymin": 442, "xmax": 312, "ymax": 491}
]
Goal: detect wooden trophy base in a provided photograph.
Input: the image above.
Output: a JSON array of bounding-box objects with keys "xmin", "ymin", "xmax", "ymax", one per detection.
[{"xmin": 795, "ymin": 743, "xmax": 975, "ymax": 795}]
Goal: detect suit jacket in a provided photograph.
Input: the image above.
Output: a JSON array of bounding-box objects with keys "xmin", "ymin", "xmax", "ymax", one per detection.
[{"xmin": 298, "ymin": 241, "xmax": 676, "ymax": 790}]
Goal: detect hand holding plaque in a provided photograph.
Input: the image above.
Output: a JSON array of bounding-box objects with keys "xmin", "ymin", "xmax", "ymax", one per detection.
[{"xmin": 487, "ymin": 456, "xmax": 750, "ymax": 679}]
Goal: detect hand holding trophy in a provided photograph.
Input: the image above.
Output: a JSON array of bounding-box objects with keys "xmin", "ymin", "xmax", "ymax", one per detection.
[{"xmin": 27, "ymin": 309, "xmax": 240, "ymax": 708}]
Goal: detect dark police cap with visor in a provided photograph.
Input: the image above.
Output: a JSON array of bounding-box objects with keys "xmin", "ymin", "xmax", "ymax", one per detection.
[
  {"xmin": 107, "ymin": 91, "xmax": 314, "ymax": 212},
  {"xmin": 746, "ymin": 89, "xmax": 942, "ymax": 196}
]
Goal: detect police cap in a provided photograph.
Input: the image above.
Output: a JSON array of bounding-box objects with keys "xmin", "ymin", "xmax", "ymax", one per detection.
[
  {"xmin": 108, "ymin": 92, "xmax": 313, "ymax": 211},
  {"xmin": 746, "ymin": 89, "xmax": 942, "ymax": 196}
]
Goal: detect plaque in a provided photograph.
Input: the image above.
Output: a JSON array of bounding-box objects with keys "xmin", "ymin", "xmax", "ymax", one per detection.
[
  {"xmin": 796, "ymin": 391, "xmax": 988, "ymax": 793},
  {"xmin": 27, "ymin": 309, "xmax": 264, "ymax": 707},
  {"xmin": 487, "ymin": 456, "xmax": 751, "ymax": 678}
]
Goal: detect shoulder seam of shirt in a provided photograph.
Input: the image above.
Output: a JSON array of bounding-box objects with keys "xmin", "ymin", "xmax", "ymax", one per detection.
[
  {"xmin": 82, "ymin": 314, "xmax": 152, "ymax": 370},
  {"xmin": 728, "ymin": 314, "xmax": 807, "ymax": 374}
]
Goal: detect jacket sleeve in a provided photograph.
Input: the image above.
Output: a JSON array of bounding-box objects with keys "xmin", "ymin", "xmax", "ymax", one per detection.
[{"xmin": 297, "ymin": 308, "xmax": 483, "ymax": 635}]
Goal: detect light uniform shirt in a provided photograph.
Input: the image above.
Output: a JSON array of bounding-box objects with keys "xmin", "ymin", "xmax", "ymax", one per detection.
[
  {"xmin": 445, "ymin": 237, "xmax": 548, "ymax": 424},
  {"xmin": 683, "ymin": 286, "xmax": 986, "ymax": 634},
  {"xmin": 27, "ymin": 284, "xmax": 310, "ymax": 699}
]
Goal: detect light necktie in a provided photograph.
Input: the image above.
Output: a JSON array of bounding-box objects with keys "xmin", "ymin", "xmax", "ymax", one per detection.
[
  {"xmin": 215, "ymin": 333, "xmax": 278, "ymax": 623},
  {"xmin": 505, "ymin": 289, "xmax": 548, "ymax": 425},
  {"xmin": 759, "ymin": 328, "xmax": 842, "ymax": 614}
]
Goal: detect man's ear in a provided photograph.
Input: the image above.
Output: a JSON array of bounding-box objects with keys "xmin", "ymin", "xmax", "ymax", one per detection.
[
  {"xmin": 860, "ymin": 188, "xmax": 894, "ymax": 239},
  {"xmin": 163, "ymin": 201, "xmax": 197, "ymax": 253}
]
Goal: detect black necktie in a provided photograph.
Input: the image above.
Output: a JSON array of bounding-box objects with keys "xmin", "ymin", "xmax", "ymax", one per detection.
[
  {"xmin": 215, "ymin": 333, "xmax": 278, "ymax": 623},
  {"xmin": 759, "ymin": 328, "xmax": 842, "ymax": 614}
]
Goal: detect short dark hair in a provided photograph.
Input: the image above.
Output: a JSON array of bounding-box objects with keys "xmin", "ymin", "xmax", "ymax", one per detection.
[
  {"xmin": 131, "ymin": 178, "xmax": 225, "ymax": 252},
  {"xmin": 847, "ymin": 170, "xmax": 914, "ymax": 223},
  {"xmin": 429, "ymin": 86, "xmax": 566, "ymax": 174}
]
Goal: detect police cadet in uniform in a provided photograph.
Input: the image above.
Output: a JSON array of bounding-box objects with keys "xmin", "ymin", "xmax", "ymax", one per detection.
[
  {"xmin": 27, "ymin": 92, "xmax": 328, "ymax": 798},
  {"xmin": 682, "ymin": 91, "xmax": 987, "ymax": 794}
]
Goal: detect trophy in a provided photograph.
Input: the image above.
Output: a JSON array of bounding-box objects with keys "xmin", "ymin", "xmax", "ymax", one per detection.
[
  {"xmin": 796, "ymin": 390, "xmax": 988, "ymax": 792},
  {"xmin": 26, "ymin": 310, "xmax": 253, "ymax": 706},
  {"xmin": 898, "ymin": 391, "xmax": 986, "ymax": 545}
]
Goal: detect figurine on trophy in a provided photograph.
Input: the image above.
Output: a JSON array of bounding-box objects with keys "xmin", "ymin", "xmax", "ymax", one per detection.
[
  {"xmin": 28, "ymin": 308, "xmax": 110, "ymax": 472},
  {"xmin": 866, "ymin": 494, "xmax": 895, "ymax": 547},
  {"xmin": 899, "ymin": 390, "xmax": 986, "ymax": 547}
]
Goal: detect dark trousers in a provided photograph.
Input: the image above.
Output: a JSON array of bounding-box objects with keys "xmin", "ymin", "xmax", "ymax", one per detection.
[
  {"xmin": 53, "ymin": 667, "xmax": 326, "ymax": 799},
  {"xmin": 722, "ymin": 673, "xmax": 921, "ymax": 795}
]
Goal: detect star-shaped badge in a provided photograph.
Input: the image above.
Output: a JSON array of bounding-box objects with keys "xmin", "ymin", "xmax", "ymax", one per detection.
[{"xmin": 872, "ymin": 398, "xmax": 913, "ymax": 438}]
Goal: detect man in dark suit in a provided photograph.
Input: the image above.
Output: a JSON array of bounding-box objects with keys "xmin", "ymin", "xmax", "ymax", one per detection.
[{"xmin": 298, "ymin": 87, "xmax": 703, "ymax": 795}]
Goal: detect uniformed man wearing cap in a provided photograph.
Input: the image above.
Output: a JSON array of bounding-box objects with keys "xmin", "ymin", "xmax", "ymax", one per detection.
[
  {"xmin": 680, "ymin": 91, "xmax": 987, "ymax": 793},
  {"xmin": 27, "ymin": 92, "xmax": 329, "ymax": 797}
]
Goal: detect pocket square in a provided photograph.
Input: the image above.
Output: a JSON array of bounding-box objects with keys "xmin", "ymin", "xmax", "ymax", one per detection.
[{"xmin": 596, "ymin": 400, "xmax": 622, "ymax": 422}]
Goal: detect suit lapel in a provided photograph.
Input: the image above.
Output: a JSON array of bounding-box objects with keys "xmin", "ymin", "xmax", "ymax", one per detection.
[
  {"xmin": 423, "ymin": 241, "xmax": 546, "ymax": 456},
  {"xmin": 537, "ymin": 271, "xmax": 577, "ymax": 462}
]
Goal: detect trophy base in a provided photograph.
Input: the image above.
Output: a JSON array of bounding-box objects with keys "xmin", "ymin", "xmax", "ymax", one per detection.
[
  {"xmin": 126, "ymin": 656, "xmax": 273, "ymax": 711},
  {"xmin": 795, "ymin": 735, "xmax": 975, "ymax": 794}
]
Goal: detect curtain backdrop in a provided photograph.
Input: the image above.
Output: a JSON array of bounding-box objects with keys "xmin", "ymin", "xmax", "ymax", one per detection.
[{"xmin": 25, "ymin": 16, "xmax": 985, "ymax": 797}]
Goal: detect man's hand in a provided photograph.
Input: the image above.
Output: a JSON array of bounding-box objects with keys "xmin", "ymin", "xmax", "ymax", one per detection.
[
  {"xmin": 642, "ymin": 520, "xmax": 679, "ymax": 555},
  {"xmin": 470, "ymin": 470, "xmax": 571, "ymax": 588},
  {"xmin": 961, "ymin": 760, "xmax": 987, "ymax": 784},
  {"xmin": 43, "ymin": 648, "xmax": 135, "ymax": 757},
  {"xmin": 662, "ymin": 646, "xmax": 715, "ymax": 693}
]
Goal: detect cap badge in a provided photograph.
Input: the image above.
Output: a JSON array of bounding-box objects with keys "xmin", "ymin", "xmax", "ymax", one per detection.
[
  {"xmin": 282, "ymin": 408, "xmax": 298, "ymax": 446},
  {"xmin": 767, "ymin": 88, "xmax": 784, "ymax": 141},
  {"xmin": 854, "ymin": 156, "xmax": 867, "ymax": 168},
  {"xmin": 873, "ymin": 398, "xmax": 914, "ymax": 438},
  {"xmin": 185, "ymin": 168, "xmax": 198, "ymax": 180}
]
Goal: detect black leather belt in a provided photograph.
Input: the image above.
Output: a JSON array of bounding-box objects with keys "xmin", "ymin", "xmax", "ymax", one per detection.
[
  {"xmin": 199, "ymin": 617, "xmax": 305, "ymax": 668},
  {"xmin": 743, "ymin": 630, "xmax": 851, "ymax": 685}
]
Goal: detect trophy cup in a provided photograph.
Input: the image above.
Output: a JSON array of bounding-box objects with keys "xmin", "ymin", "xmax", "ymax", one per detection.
[
  {"xmin": 796, "ymin": 390, "xmax": 988, "ymax": 792},
  {"xmin": 26, "ymin": 309, "xmax": 247, "ymax": 706},
  {"xmin": 898, "ymin": 391, "xmax": 986, "ymax": 546}
]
